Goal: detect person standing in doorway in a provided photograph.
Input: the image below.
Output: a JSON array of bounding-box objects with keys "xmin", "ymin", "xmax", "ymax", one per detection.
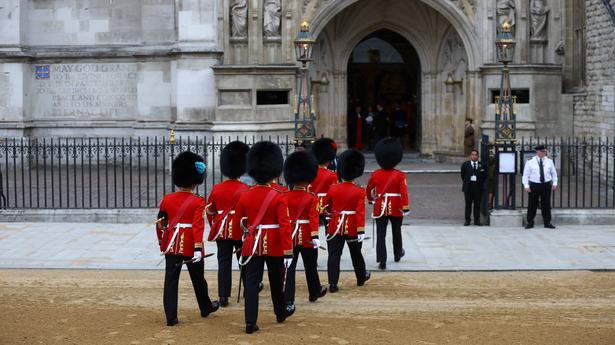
[
  {"xmin": 522, "ymin": 145, "xmax": 558, "ymax": 229},
  {"xmin": 392, "ymin": 103, "xmax": 406, "ymax": 146},
  {"xmin": 374, "ymin": 104, "xmax": 389, "ymax": 142},
  {"xmin": 464, "ymin": 119, "xmax": 476, "ymax": 156},
  {"xmin": 352, "ymin": 106, "xmax": 364, "ymax": 150},
  {"xmin": 460, "ymin": 149, "xmax": 486, "ymax": 226}
]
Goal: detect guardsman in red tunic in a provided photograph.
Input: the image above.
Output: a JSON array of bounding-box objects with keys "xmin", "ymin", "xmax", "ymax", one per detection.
[
  {"xmin": 155, "ymin": 151, "xmax": 219, "ymax": 326},
  {"xmin": 233, "ymin": 141, "xmax": 294, "ymax": 334},
  {"xmin": 366, "ymin": 138, "xmax": 410, "ymax": 270},
  {"xmin": 271, "ymin": 181, "xmax": 289, "ymax": 192},
  {"xmin": 323, "ymin": 149, "xmax": 370, "ymax": 292},
  {"xmin": 283, "ymin": 151, "xmax": 328, "ymax": 314},
  {"xmin": 310, "ymin": 138, "xmax": 339, "ymax": 231},
  {"xmin": 205, "ymin": 141, "xmax": 250, "ymax": 307}
]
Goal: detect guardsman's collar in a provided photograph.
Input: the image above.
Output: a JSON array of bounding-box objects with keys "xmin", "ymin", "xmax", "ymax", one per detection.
[{"xmin": 292, "ymin": 186, "xmax": 307, "ymax": 191}]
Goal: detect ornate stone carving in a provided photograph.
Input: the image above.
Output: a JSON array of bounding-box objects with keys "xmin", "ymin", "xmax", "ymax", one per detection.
[
  {"xmin": 530, "ymin": 0, "xmax": 549, "ymax": 42},
  {"xmin": 230, "ymin": 0, "xmax": 248, "ymax": 39},
  {"xmin": 496, "ymin": 0, "xmax": 516, "ymax": 34},
  {"xmin": 264, "ymin": 0, "xmax": 282, "ymax": 38},
  {"xmin": 450, "ymin": 0, "xmax": 476, "ymax": 21}
]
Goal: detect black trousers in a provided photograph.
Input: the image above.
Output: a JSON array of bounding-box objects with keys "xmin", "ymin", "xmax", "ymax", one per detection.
[
  {"xmin": 327, "ymin": 235, "xmax": 366, "ymax": 286},
  {"xmin": 163, "ymin": 255, "xmax": 213, "ymax": 323},
  {"xmin": 375, "ymin": 216, "xmax": 403, "ymax": 263},
  {"xmin": 216, "ymin": 240, "xmax": 243, "ymax": 298},
  {"xmin": 243, "ymin": 256, "xmax": 286, "ymax": 325},
  {"xmin": 285, "ymin": 246, "xmax": 321, "ymax": 304},
  {"xmin": 464, "ymin": 187, "xmax": 482, "ymax": 223},
  {"xmin": 527, "ymin": 182, "xmax": 552, "ymax": 225}
]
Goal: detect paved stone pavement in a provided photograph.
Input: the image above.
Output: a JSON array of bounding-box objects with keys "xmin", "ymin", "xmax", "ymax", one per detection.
[{"xmin": 1, "ymin": 222, "xmax": 614, "ymax": 271}]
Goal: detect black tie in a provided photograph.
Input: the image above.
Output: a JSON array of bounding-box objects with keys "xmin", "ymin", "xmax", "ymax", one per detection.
[{"xmin": 539, "ymin": 158, "xmax": 545, "ymax": 183}]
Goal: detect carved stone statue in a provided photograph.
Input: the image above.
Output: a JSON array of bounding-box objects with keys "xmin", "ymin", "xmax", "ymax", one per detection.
[
  {"xmin": 263, "ymin": 0, "xmax": 282, "ymax": 38},
  {"xmin": 230, "ymin": 0, "xmax": 248, "ymax": 38},
  {"xmin": 530, "ymin": 0, "xmax": 549, "ymax": 41},
  {"xmin": 496, "ymin": 0, "xmax": 516, "ymax": 34}
]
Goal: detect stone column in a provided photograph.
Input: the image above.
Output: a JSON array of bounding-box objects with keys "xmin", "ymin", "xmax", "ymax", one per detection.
[
  {"xmin": 0, "ymin": 0, "xmax": 25, "ymax": 137},
  {"xmin": 421, "ymin": 71, "xmax": 438, "ymax": 155},
  {"xmin": 173, "ymin": 0, "xmax": 221, "ymax": 133}
]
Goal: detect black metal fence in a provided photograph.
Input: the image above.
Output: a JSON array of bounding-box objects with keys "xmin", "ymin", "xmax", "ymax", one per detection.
[
  {"xmin": 482, "ymin": 137, "xmax": 615, "ymax": 210},
  {"xmin": 0, "ymin": 136, "xmax": 293, "ymax": 209}
]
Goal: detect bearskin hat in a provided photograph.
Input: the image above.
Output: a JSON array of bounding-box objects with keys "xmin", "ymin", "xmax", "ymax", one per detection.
[
  {"xmin": 311, "ymin": 138, "xmax": 337, "ymax": 165},
  {"xmin": 220, "ymin": 141, "xmax": 249, "ymax": 179},
  {"xmin": 172, "ymin": 151, "xmax": 205, "ymax": 188},
  {"xmin": 283, "ymin": 151, "xmax": 318, "ymax": 185},
  {"xmin": 375, "ymin": 137, "xmax": 403, "ymax": 170},
  {"xmin": 247, "ymin": 141, "xmax": 284, "ymax": 184},
  {"xmin": 337, "ymin": 149, "xmax": 365, "ymax": 181}
]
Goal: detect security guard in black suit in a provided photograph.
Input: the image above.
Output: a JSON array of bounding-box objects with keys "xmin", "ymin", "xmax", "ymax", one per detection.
[{"xmin": 460, "ymin": 149, "xmax": 486, "ymax": 226}]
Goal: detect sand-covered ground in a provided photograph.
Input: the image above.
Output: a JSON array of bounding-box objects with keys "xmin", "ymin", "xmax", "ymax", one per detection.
[{"xmin": 1, "ymin": 269, "xmax": 614, "ymax": 345}]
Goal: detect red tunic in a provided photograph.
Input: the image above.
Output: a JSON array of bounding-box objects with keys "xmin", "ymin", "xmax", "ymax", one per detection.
[
  {"xmin": 285, "ymin": 188, "xmax": 319, "ymax": 248},
  {"xmin": 310, "ymin": 167, "xmax": 338, "ymax": 214},
  {"xmin": 323, "ymin": 182, "xmax": 366, "ymax": 237},
  {"xmin": 366, "ymin": 169, "xmax": 409, "ymax": 218},
  {"xmin": 233, "ymin": 185, "xmax": 293, "ymax": 257},
  {"xmin": 156, "ymin": 191, "xmax": 205, "ymax": 257},
  {"xmin": 205, "ymin": 179, "xmax": 249, "ymax": 241},
  {"xmin": 272, "ymin": 181, "xmax": 288, "ymax": 192}
]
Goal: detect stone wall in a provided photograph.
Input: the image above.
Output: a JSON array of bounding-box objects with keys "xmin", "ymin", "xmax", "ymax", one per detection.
[{"xmin": 573, "ymin": 2, "xmax": 615, "ymax": 138}]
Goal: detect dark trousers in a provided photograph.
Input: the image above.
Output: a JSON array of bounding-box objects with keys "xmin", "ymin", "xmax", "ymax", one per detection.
[
  {"xmin": 285, "ymin": 246, "xmax": 321, "ymax": 304},
  {"xmin": 243, "ymin": 256, "xmax": 286, "ymax": 325},
  {"xmin": 327, "ymin": 235, "xmax": 366, "ymax": 286},
  {"xmin": 216, "ymin": 240, "xmax": 243, "ymax": 298},
  {"xmin": 527, "ymin": 182, "xmax": 552, "ymax": 225},
  {"xmin": 163, "ymin": 255, "xmax": 213, "ymax": 323},
  {"xmin": 464, "ymin": 187, "xmax": 482, "ymax": 223},
  {"xmin": 375, "ymin": 216, "xmax": 403, "ymax": 263}
]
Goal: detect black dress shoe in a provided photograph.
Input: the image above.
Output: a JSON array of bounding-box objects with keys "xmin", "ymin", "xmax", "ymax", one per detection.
[
  {"xmin": 219, "ymin": 297, "xmax": 229, "ymax": 307},
  {"xmin": 544, "ymin": 223, "xmax": 556, "ymax": 229},
  {"xmin": 378, "ymin": 262, "xmax": 386, "ymax": 270},
  {"xmin": 394, "ymin": 249, "xmax": 405, "ymax": 262},
  {"xmin": 329, "ymin": 284, "xmax": 339, "ymax": 293},
  {"xmin": 464, "ymin": 221, "xmax": 471, "ymax": 226},
  {"xmin": 246, "ymin": 323, "xmax": 259, "ymax": 334},
  {"xmin": 309, "ymin": 285, "xmax": 328, "ymax": 302},
  {"xmin": 201, "ymin": 301, "xmax": 220, "ymax": 318},
  {"xmin": 258, "ymin": 282, "xmax": 264, "ymax": 293},
  {"xmin": 166, "ymin": 319, "xmax": 178, "ymax": 326},
  {"xmin": 474, "ymin": 222, "xmax": 483, "ymax": 226},
  {"xmin": 357, "ymin": 271, "xmax": 371, "ymax": 286},
  {"xmin": 525, "ymin": 223, "xmax": 534, "ymax": 229}
]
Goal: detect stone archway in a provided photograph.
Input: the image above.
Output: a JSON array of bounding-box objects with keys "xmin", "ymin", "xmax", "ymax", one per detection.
[{"xmin": 309, "ymin": 0, "xmax": 482, "ymax": 156}]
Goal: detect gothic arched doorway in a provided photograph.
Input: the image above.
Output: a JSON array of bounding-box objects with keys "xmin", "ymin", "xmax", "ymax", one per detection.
[{"xmin": 346, "ymin": 29, "xmax": 421, "ymax": 151}]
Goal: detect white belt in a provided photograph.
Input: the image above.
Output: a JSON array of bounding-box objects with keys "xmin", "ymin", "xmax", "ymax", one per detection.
[
  {"xmin": 292, "ymin": 219, "xmax": 310, "ymax": 240},
  {"xmin": 317, "ymin": 193, "xmax": 327, "ymax": 197},
  {"xmin": 373, "ymin": 193, "xmax": 401, "ymax": 219},
  {"xmin": 164, "ymin": 223, "xmax": 192, "ymax": 254},
  {"xmin": 327, "ymin": 211, "xmax": 356, "ymax": 241},
  {"xmin": 239, "ymin": 224, "xmax": 280, "ymax": 266}
]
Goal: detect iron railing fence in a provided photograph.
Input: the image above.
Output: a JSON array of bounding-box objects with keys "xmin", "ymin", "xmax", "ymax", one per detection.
[
  {"xmin": 482, "ymin": 137, "xmax": 615, "ymax": 210},
  {"xmin": 0, "ymin": 136, "xmax": 293, "ymax": 209}
]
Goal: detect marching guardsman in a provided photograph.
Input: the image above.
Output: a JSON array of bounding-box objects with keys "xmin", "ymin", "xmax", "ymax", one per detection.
[
  {"xmin": 205, "ymin": 141, "xmax": 250, "ymax": 307},
  {"xmin": 366, "ymin": 138, "xmax": 409, "ymax": 270},
  {"xmin": 323, "ymin": 149, "xmax": 371, "ymax": 292},
  {"xmin": 155, "ymin": 151, "xmax": 219, "ymax": 326},
  {"xmin": 283, "ymin": 151, "xmax": 328, "ymax": 313},
  {"xmin": 233, "ymin": 141, "xmax": 294, "ymax": 334},
  {"xmin": 310, "ymin": 138, "xmax": 339, "ymax": 230}
]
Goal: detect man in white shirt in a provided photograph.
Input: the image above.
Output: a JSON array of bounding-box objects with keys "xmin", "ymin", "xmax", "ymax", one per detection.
[{"xmin": 522, "ymin": 145, "xmax": 558, "ymax": 229}]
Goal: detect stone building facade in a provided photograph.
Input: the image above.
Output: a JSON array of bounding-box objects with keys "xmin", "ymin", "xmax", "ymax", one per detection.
[
  {"xmin": 571, "ymin": 1, "xmax": 615, "ymax": 139},
  {"xmin": 0, "ymin": 0, "xmax": 613, "ymax": 156}
]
